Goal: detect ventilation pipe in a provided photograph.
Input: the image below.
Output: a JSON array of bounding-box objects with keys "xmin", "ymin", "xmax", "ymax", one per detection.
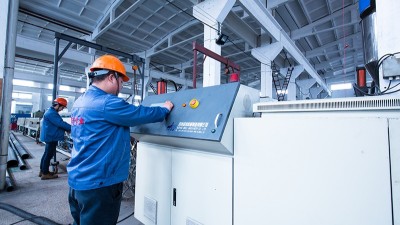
[{"xmin": 359, "ymin": 0, "xmax": 379, "ymax": 86}]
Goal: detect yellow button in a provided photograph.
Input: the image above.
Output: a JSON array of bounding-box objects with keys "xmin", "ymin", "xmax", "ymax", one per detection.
[{"xmin": 189, "ymin": 99, "xmax": 199, "ymax": 108}]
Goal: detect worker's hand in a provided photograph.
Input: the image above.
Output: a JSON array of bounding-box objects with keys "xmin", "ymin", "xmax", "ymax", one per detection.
[{"xmin": 163, "ymin": 101, "xmax": 174, "ymax": 111}]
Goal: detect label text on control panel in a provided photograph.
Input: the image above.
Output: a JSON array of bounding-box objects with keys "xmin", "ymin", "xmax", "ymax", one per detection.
[{"xmin": 176, "ymin": 122, "xmax": 209, "ymax": 134}]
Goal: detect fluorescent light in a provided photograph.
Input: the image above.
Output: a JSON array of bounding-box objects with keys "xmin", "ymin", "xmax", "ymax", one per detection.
[
  {"xmin": 331, "ymin": 83, "xmax": 352, "ymax": 90},
  {"xmin": 12, "ymin": 92, "xmax": 32, "ymax": 99},
  {"xmin": 60, "ymin": 85, "xmax": 72, "ymax": 91},
  {"xmin": 13, "ymin": 79, "xmax": 34, "ymax": 87}
]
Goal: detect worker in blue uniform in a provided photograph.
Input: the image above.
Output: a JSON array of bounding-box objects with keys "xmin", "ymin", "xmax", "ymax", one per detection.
[
  {"xmin": 39, "ymin": 97, "xmax": 71, "ymax": 180},
  {"xmin": 67, "ymin": 54, "xmax": 173, "ymax": 225}
]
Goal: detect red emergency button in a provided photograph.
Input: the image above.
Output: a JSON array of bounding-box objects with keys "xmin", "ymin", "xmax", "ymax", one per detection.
[{"xmin": 189, "ymin": 99, "xmax": 199, "ymax": 108}]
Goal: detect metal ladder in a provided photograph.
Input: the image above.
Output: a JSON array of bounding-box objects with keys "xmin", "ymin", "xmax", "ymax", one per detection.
[{"xmin": 272, "ymin": 62, "xmax": 294, "ymax": 101}]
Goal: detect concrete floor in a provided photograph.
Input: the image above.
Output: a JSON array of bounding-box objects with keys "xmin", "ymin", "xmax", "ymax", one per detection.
[{"xmin": 0, "ymin": 132, "xmax": 143, "ymax": 225}]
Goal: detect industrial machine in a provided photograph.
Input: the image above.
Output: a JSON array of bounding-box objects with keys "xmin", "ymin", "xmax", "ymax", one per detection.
[
  {"xmin": 132, "ymin": 86, "xmax": 400, "ymax": 224},
  {"xmin": 22, "ymin": 118, "xmax": 40, "ymax": 139},
  {"xmin": 234, "ymin": 96, "xmax": 400, "ymax": 225},
  {"xmin": 131, "ymin": 82, "xmax": 259, "ymax": 225}
]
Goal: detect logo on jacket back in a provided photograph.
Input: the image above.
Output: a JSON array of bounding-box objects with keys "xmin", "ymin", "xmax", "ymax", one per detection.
[{"xmin": 71, "ymin": 117, "xmax": 84, "ymax": 126}]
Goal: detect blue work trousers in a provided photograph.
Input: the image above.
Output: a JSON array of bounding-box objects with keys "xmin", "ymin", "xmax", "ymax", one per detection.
[
  {"xmin": 40, "ymin": 141, "xmax": 57, "ymax": 174},
  {"xmin": 68, "ymin": 182, "xmax": 123, "ymax": 225}
]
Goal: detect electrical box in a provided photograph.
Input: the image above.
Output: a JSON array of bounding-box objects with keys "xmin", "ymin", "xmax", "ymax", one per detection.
[{"xmin": 382, "ymin": 55, "xmax": 400, "ymax": 79}]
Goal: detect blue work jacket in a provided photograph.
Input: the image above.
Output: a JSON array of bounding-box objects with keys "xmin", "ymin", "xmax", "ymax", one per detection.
[
  {"xmin": 40, "ymin": 107, "xmax": 71, "ymax": 142},
  {"xmin": 67, "ymin": 85, "xmax": 170, "ymax": 190}
]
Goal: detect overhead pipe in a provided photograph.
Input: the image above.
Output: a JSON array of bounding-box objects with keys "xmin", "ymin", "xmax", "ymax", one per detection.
[
  {"xmin": 10, "ymin": 132, "xmax": 30, "ymax": 159},
  {"xmin": 0, "ymin": 0, "xmax": 19, "ymax": 191},
  {"xmin": 192, "ymin": 41, "xmax": 240, "ymax": 89}
]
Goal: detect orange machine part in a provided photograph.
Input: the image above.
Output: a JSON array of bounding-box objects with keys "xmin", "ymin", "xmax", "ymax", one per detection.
[
  {"xmin": 157, "ymin": 80, "xmax": 167, "ymax": 94},
  {"xmin": 356, "ymin": 67, "xmax": 366, "ymax": 88}
]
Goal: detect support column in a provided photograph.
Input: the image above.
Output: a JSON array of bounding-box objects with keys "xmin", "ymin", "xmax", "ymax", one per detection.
[
  {"xmin": 179, "ymin": 70, "xmax": 187, "ymax": 90},
  {"xmin": 39, "ymin": 88, "xmax": 45, "ymax": 111},
  {"xmin": 0, "ymin": 0, "xmax": 19, "ymax": 191},
  {"xmin": 287, "ymin": 65, "xmax": 304, "ymax": 101},
  {"xmin": 310, "ymin": 86, "xmax": 323, "ymax": 98},
  {"xmin": 84, "ymin": 66, "xmax": 91, "ymax": 90},
  {"xmin": 193, "ymin": 0, "xmax": 235, "ymax": 87},
  {"xmin": 85, "ymin": 49, "xmax": 96, "ymax": 90},
  {"xmin": 0, "ymin": 1, "xmax": 9, "ymax": 80},
  {"xmin": 251, "ymin": 42, "xmax": 283, "ymax": 101},
  {"xmin": 296, "ymin": 79, "xmax": 316, "ymax": 99},
  {"xmin": 203, "ymin": 25, "xmax": 221, "ymax": 87},
  {"xmin": 143, "ymin": 57, "xmax": 151, "ymax": 98},
  {"xmin": 260, "ymin": 63, "xmax": 273, "ymax": 101},
  {"xmin": 287, "ymin": 82, "xmax": 296, "ymax": 100}
]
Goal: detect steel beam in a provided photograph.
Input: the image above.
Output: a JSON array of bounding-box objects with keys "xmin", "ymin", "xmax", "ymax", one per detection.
[{"xmin": 239, "ymin": 0, "xmax": 331, "ymax": 95}]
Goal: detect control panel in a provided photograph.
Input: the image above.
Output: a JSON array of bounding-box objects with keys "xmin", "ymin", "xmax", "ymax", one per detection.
[
  {"xmin": 131, "ymin": 82, "xmax": 258, "ymax": 154},
  {"xmin": 132, "ymin": 82, "xmax": 239, "ymax": 141}
]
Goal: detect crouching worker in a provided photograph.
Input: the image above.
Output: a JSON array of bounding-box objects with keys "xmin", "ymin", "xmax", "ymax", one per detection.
[{"xmin": 67, "ymin": 55, "xmax": 174, "ymax": 225}]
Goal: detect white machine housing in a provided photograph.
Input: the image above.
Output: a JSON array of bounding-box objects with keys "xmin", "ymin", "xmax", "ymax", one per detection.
[
  {"xmin": 235, "ymin": 95, "xmax": 400, "ymax": 225},
  {"xmin": 132, "ymin": 83, "xmax": 259, "ymax": 225}
]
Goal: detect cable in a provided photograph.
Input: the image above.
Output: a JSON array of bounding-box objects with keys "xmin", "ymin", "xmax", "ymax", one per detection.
[
  {"xmin": 9, "ymin": 216, "xmax": 44, "ymax": 225},
  {"xmin": 117, "ymin": 211, "xmax": 135, "ymax": 223},
  {"xmin": 150, "ymin": 61, "xmax": 182, "ymax": 73},
  {"xmin": 150, "ymin": 62, "xmax": 165, "ymax": 73},
  {"xmin": 166, "ymin": 0, "xmax": 218, "ymax": 33},
  {"xmin": 124, "ymin": 94, "xmax": 132, "ymax": 101},
  {"xmin": 0, "ymin": 202, "xmax": 61, "ymax": 225},
  {"xmin": 380, "ymin": 88, "xmax": 400, "ymax": 95},
  {"xmin": 227, "ymin": 39, "xmax": 253, "ymax": 59},
  {"xmin": 380, "ymin": 81, "xmax": 400, "ymax": 95},
  {"xmin": 168, "ymin": 79, "xmax": 178, "ymax": 91},
  {"xmin": 384, "ymin": 81, "xmax": 400, "ymax": 92},
  {"xmin": 352, "ymin": 83, "xmax": 374, "ymax": 96}
]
